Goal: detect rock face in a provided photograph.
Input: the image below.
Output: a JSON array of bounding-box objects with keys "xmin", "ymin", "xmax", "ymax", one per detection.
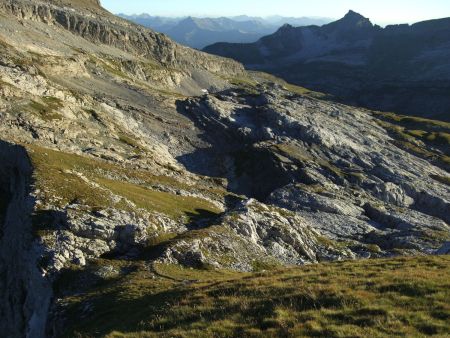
[
  {"xmin": 204, "ymin": 11, "xmax": 450, "ymax": 121},
  {"xmin": 41, "ymin": 206, "xmax": 165, "ymax": 272},
  {"xmin": 174, "ymin": 86, "xmax": 450, "ymax": 263},
  {"xmin": 0, "ymin": 0, "xmax": 244, "ymax": 76},
  {"xmin": 158, "ymin": 199, "xmax": 355, "ymax": 271},
  {"xmin": 0, "ymin": 0, "xmax": 449, "ymax": 336}
]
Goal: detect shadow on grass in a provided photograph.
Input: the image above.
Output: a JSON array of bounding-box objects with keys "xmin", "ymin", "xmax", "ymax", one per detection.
[
  {"xmin": 61, "ymin": 286, "xmax": 189, "ymax": 337},
  {"xmin": 184, "ymin": 207, "xmax": 222, "ymax": 230},
  {"xmin": 57, "ymin": 255, "xmax": 450, "ymax": 337},
  {"xmin": 61, "ymin": 277, "xmax": 359, "ymax": 337}
]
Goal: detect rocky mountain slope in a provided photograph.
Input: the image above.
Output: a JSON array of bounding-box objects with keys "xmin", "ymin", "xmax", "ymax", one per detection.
[
  {"xmin": 0, "ymin": 1, "xmax": 449, "ymax": 337},
  {"xmin": 204, "ymin": 11, "xmax": 450, "ymax": 121}
]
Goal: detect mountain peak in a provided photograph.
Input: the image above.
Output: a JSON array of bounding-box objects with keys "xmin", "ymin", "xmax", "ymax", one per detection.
[
  {"xmin": 178, "ymin": 16, "xmax": 199, "ymax": 27},
  {"xmin": 322, "ymin": 9, "xmax": 373, "ymax": 32},
  {"xmin": 269, "ymin": 23, "xmax": 296, "ymax": 40},
  {"xmin": 341, "ymin": 10, "xmax": 372, "ymax": 27},
  {"xmin": 344, "ymin": 10, "xmax": 365, "ymax": 19},
  {"xmin": 280, "ymin": 23, "xmax": 294, "ymax": 30},
  {"xmin": 274, "ymin": 23, "xmax": 295, "ymax": 34}
]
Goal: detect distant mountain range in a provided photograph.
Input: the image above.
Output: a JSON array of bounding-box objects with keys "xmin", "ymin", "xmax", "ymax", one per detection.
[
  {"xmin": 118, "ymin": 14, "xmax": 332, "ymax": 49},
  {"xmin": 204, "ymin": 10, "xmax": 450, "ymax": 121}
]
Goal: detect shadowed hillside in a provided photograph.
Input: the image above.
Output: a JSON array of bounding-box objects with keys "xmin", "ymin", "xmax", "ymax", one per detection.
[{"xmin": 205, "ymin": 11, "xmax": 450, "ymax": 121}]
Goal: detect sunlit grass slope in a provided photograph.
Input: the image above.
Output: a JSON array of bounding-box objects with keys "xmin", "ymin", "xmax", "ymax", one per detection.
[{"xmin": 60, "ymin": 255, "xmax": 450, "ymax": 337}]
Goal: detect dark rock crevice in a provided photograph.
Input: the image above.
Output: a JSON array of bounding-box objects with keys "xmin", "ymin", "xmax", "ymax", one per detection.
[
  {"xmin": 175, "ymin": 95, "xmax": 299, "ymax": 201},
  {"xmin": 0, "ymin": 179, "xmax": 11, "ymax": 236},
  {"xmin": 0, "ymin": 140, "xmax": 52, "ymax": 338},
  {"xmin": 229, "ymin": 146, "xmax": 294, "ymax": 200}
]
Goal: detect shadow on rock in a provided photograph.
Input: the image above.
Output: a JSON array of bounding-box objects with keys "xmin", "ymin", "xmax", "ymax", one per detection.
[{"xmin": 174, "ymin": 97, "xmax": 296, "ymax": 201}]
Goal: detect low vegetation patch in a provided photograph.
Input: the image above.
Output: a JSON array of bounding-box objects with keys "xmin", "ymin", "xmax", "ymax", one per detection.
[
  {"xmin": 28, "ymin": 145, "xmax": 113, "ymax": 209},
  {"xmin": 374, "ymin": 112, "xmax": 450, "ymax": 130},
  {"xmin": 27, "ymin": 145, "xmax": 222, "ymax": 222},
  {"xmin": 27, "ymin": 96, "xmax": 64, "ymax": 121},
  {"xmin": 88, "ymin": 55, "xmax": 132, "ymax": 80},
  {"xmin": 226, "ymin": 72, "xmax": 330, "ymax": 99},
  {"xmin": 97, "ymin": 177, "xmax": 221, "ymax": 222},
  {"xmin": 59, "ymin": 255, "xmax": 450, "ymax": 337},
  {"xmin": 373, "ymin": 112, "xmax": 450, "ymax": 171},
  {"xmin": 250, "ymin": 71, "xmax": 332, "ymax": 99}
]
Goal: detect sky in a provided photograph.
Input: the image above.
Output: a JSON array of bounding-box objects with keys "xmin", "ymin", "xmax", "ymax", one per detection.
[{"xmin": 101, "ymin": 0, "xmax": 450, "ymax": 25}]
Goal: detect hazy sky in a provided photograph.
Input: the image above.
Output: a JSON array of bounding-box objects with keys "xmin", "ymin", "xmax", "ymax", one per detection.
[{"xmin": 101, "ymin": 0, "xmax": 450, "ymax": 25}]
